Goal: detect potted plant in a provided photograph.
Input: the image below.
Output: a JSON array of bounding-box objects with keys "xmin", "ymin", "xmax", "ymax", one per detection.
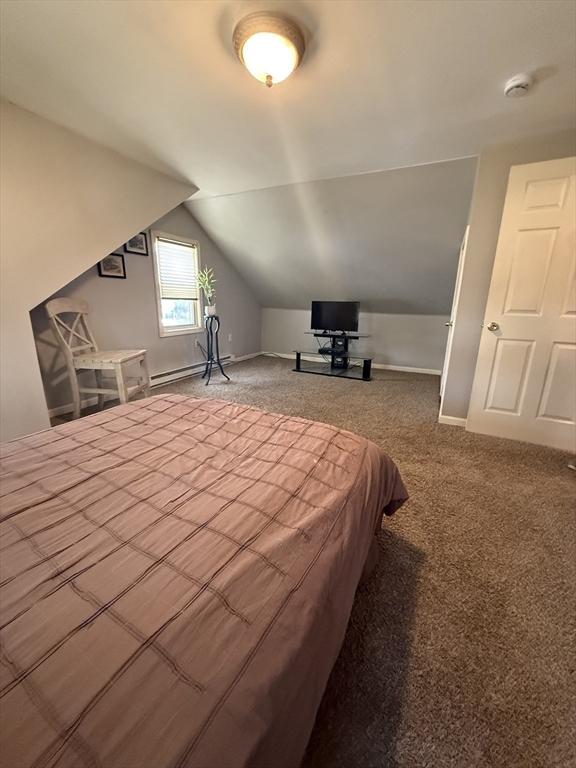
[{"xmin": 198, "ymin": 266, "xmax": 217, "ymax": 316}]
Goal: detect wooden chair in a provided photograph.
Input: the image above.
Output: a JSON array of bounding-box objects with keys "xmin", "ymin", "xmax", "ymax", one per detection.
[{"xmin": 45, "ymin": 298, "xmax": 150, "ymax": 420}]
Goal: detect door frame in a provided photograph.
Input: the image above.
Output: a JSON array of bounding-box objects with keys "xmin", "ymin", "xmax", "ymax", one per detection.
[{"xmin": 439, "ymin": 225, "xmax": 470, "ymax": 420}]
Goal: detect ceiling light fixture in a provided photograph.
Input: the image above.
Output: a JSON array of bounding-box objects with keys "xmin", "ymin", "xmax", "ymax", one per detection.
[{"xmin": 233, "ymin": 11, "xmax": 305, "ymax": 88}]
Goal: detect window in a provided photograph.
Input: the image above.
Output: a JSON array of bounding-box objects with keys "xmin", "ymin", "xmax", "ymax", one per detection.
[{"xmin": 152, "ymin": 233, "xmax": 202, "ymax": 336}]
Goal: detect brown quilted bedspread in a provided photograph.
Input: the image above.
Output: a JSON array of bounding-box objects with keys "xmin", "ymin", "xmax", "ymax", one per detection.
[{"xmin": 0, "ymin": 394, "xmax": 407, "ymax": 768}]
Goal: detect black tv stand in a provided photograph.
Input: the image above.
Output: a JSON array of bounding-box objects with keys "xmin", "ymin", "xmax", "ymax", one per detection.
[{"xmin": 294, "ymin": 330, "xmax": 372, "ymax": 382}]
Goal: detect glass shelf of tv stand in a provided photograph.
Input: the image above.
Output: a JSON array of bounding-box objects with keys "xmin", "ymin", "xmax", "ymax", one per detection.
[
  {"xmin": 304, "ymin": 331, "xmax": 370, "ymax": 339},
  {"xmin": 293, "ymin": 350, "xmax": 372, "ymax": 382}
]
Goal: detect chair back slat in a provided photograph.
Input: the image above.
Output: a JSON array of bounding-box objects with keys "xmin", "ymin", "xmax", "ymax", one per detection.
[{"xmin": 45, "ymin": 298, "xmax": 99, "ymax": 358}]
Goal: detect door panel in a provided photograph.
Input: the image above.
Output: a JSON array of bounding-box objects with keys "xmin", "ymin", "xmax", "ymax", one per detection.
[
  {"xmin": 503, "ymin": 229, "xmax": 556, "ymax": 315},
  {"xmin": 562, "ymin": 263, "xmax": 576, "ymax": 316},
  {"xmin": 467, "ymin": 157, "xmax": 576, "ymax": 451},
  {"xmin": 523, "ymin": 176, "xmax": 569, "ymax": 210},
  {"xmin": 485, "ymin": 340, "xmax": 533, "ymax": 413},
  {"xmin": 537, "ymin": 343, "xmax": 576, "ymax": 423}
]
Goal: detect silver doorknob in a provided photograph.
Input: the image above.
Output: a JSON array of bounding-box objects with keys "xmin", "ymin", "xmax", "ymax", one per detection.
[
  {"xmin": 487, "ymin": 322, "xmax": 500, "ymax": 332},
  {"xmin": 445, "ymin": 321, "xmax": 453, "ymax": 327}
]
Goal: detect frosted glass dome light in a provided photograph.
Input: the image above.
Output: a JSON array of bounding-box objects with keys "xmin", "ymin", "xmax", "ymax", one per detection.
[{"xmin": 233, "ymin": 12, "xmax": 305, "ymax": 88}]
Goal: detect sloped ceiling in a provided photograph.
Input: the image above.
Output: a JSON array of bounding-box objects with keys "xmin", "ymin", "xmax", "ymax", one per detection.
[
  {"xmin": 187, "ymin": 157, "xmax": 477, "ymax": 314},
  {"xmin": 1, "ymin": 0, "xmax": 574, "ymax": 198}
]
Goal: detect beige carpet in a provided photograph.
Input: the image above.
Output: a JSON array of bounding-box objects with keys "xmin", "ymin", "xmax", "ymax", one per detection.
[{"xmin": 155, "ymin": 356, "xmax": 575, "ymax": 768}]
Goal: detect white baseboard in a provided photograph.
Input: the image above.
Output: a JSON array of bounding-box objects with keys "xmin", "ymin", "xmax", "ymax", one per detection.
[
  {"xmin": 438, "ymin": 414, "xmax": 467, "ymax": 427},
  {"xmin": 262, "ymin": 351, "xmax": 315, "ymax": 363},
  {"xmin": 373, "ymin": 362, "xmax": 441, "ymax": 375},
  {"xmin": 231, "ymin": 352, "xmax": 263, "ymax": 362},
  {"xmin": 262, "ymin": 352, "xmax": 441, "ymax": 376}
]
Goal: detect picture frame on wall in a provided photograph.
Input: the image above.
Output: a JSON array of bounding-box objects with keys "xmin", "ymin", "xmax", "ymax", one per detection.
[
  {"xmin": 97, "ymin": 253, "xmax": 127, "ymax": 279},
  {"xmin": 124, "ymin": 231, "xmax": 149, "ymax": 255}
]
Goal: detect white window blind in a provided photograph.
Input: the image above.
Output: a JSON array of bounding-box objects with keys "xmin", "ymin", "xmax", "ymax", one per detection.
[
  {"xmin": 153, "ymin": 234, "xmax": 201, "ymax": 336},
  {"xmin": 156, "ymin": 238, "xmax": 199, "ymax": 300}
]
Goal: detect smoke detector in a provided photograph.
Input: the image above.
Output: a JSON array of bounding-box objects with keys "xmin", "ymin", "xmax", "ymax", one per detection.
[{"xmin": 504, "ymin": 73, "xmax": 534, "ymax": 98}]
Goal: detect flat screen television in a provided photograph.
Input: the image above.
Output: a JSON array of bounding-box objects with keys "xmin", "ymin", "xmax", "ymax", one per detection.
[{"xmin": 311, "ymin": 301, "xmax": 359, "ymax": 333}]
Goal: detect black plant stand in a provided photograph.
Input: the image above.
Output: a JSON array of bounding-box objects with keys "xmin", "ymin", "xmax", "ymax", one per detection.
[{"xmin": 202, "ymin": 314, "xmax": 230, "ymax": 385}]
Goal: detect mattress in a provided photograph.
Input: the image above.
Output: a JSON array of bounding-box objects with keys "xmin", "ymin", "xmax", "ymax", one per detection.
[{"xmin": 0, "ymin": 394, "xmax": 408, "ymax": 768}]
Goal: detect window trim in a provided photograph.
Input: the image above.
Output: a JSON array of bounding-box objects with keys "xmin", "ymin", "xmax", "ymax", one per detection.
[{"xmin": 151, "ymin": 230, "xmax": 204, "ymax": 337}]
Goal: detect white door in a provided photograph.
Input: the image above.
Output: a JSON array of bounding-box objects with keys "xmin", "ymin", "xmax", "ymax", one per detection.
[
  {"xmin": 440, "ymin": 225, "xmax": 469, "ymax": 402},
  {"xmin": 467, "ymin": 157, "xmax": 576, "ymax": 452}
]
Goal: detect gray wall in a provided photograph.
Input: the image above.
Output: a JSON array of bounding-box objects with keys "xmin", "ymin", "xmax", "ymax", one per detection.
[
  {"xmin": 188, "ymin": 157, "xmax": 477, "ymax": 314},
  {"xmin": 262, "ymin": 308, "xmax": 449, "ymax": 372},
  {"xmin": 31, "ymin": 205, "xmax": 261, "ymax": 412},
  {"xmin": 441, "ymin": 129, "xmax": 576, "ymax": 420}
]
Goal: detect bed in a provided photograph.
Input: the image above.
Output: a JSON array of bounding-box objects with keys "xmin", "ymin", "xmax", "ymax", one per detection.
[{"xmin": 0, "ymin": 394, "xmax": 408, "ymax": 768}]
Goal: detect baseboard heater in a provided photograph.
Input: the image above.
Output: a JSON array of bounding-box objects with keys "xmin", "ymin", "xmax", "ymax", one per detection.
[{"xmin": 150, "ymin": 356, "xmax": 232, "ymax": 388}]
